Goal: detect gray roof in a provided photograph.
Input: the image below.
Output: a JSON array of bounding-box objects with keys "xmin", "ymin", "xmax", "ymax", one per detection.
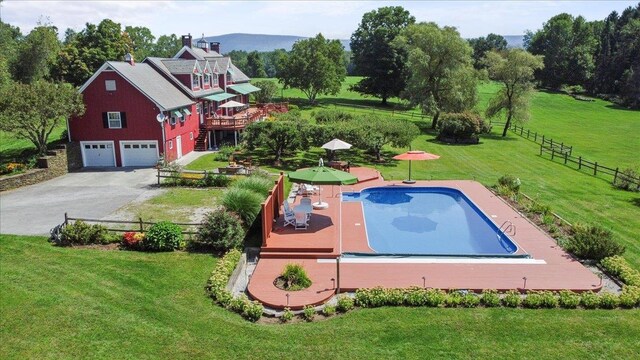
[
  {"xmin": 190, "ymin": 47, "xmax": 222, "ymax": 59},
  {"xmin": 162, "ymin": 59, "xmax": 198, "ymax": 74},
  {"xmin": 106, "ymin": 62, "xmax": 194, "ymax": 111},
  {"xmin": 144, "ymin": 57, "xmax": 223, "ymax": 99},
  {"xmin": 229, "ymin": 63, "xmax": 250, "ymax": 82}
]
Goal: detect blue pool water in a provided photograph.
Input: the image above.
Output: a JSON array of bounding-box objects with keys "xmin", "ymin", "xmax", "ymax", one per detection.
[{"xmin": 342, "ymin": 187, "xmax": 521, "ymax": 257}]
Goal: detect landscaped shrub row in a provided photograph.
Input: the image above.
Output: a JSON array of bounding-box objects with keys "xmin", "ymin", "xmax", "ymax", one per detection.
[
  {"xmin": 205, "ymin": 249, "xmax": 264, "ymax": 322},
  {"xmin": 347, "ymin": 287, "xmax": 639, "ymax": 310},
  {"xmin": 52, "ymin": 220, "xmax": 120, "ymax": 246},
  {"xmin": 162, "ymin": 172, "xmax": 233, "ymax": 188},
  {"xmin": 600, "ymin": 255, "xmax": 640, "ymax": 286}
]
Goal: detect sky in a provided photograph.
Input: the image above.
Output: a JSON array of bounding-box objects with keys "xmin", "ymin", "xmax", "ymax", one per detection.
[{"xmin": 1, "ymin": 1, "xmax": 637, "ymax": 40}]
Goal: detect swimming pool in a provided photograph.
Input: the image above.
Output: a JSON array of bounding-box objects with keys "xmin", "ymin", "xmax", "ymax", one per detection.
[{"xmin": 342, "ymin": 187, "xmax": 524, "ymax": 257}]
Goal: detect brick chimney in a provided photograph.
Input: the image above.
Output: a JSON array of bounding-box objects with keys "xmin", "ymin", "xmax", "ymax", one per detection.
[
  {"xmin": 210, "ymin": 42, "xmax": 220, "ymax": 54},
  {"xmin": 181, "ymin": 34, "xmax": 193, "ymax": 48}
]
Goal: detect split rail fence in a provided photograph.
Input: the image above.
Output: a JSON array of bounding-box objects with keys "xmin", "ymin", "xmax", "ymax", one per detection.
[{"xmin": 63, "ymin": 213, "xmax": 203, "ymax": 236}]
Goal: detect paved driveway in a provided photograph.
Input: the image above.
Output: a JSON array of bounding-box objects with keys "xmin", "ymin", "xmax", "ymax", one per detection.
[{"xmin": 0, "ymin": 168, "xmax": 160, "ymax": 236}]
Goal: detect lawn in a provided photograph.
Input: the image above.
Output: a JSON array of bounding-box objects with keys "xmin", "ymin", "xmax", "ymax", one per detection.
[
  {"xmin": 1, "ymin": 235, "xmax": 639, "ymax": 359},
  {"xmin": 0, "ymin": 125, "xmax": 67, "ymax": 165}
]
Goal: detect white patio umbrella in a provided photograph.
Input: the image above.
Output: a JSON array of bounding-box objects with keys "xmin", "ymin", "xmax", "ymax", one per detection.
[
  {"xmin": 219, "ymin": 100, "xmax": 246, "ymax": 108},
  {"xmin": 321, "ymin": 138, "xmax": 352, "ymax": 161}
]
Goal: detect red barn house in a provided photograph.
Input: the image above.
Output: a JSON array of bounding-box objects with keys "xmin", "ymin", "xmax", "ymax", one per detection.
[{"xmin": 68, "ymin": 34, "xmax": 274, "ymax": 168}]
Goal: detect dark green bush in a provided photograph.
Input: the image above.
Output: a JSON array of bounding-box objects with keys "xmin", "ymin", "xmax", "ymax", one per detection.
[
  {"xmin": 213, "ymin": 146, "xmax": 236, "ymax": 161},
  {"xmin": 280, "ymin": 263, "xmax": 312, "ymax": 291},
  {"xmin": 613, "ymin": 168, "xmax": 639, "ymax": 192},
  {"xmin": 599, "ymin": 292, "xmax": 619, "ymax": 309},
  {"xmin": 313, "ymin": 109, "xmax": 354, "ymax": 124},
  {"xmin": 480, "ymin": 289, "xmax": 501, "ymax": 307},
  {"xmin": 558, "ymin": 290, "xmax": 581, "ymax": 309},
  {"xmin": 233, "ymin": 176, "xmax": 274, "ymax": 196},
  {"xmin": 302, "ymin": 305, "xmax": 315, "ymax": 321},
  {"xmin": 58, "ymin": 220, "xmax": 113, "ymax": 246},
  {"xmin": 436, "ymin": 112, "xmax": 491, "ymax": 144},
  {"xmin": 281, "ymin": 307, "xmax": 294, "ymax": 322},
  {"xmin": 204, "ymin": 173, "xmax": 233, "ymax": 187},
  {"xmin": 194, "ymin": 210, "xmax": 245, "ymax": 252},
  {"xmin": 336, "ymin": 295, "xmax": 354, "ymax": 312},
  {"xmin": 142, "ymin": 221, "xmax": 183, "ymax": 251},
  {"xmin": 322, "ymin": 304, "xmax": 336, "ymax": 316},
  {"xmin": 563, "ymin": 224, "xmax": 625, "ymax": 261},
  {"xmin": 498, "ymin": 174, "xmax": 521, "ymax": 193},
  {"xmin": 221, "ymin": 187, "xmax": 264, "ymax": 227}
]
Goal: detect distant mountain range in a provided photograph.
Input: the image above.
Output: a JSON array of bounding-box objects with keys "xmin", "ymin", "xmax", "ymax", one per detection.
[{"xmin": 204, "ymin": 33, "xmax": 524, "ymax": 54}]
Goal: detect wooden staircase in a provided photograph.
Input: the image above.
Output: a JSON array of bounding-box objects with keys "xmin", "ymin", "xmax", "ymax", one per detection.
[{"xmin": 194, "ymin": 128, "xmax": 208, "ymax": 151}]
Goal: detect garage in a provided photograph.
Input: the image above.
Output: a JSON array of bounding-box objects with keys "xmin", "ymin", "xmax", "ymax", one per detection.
[
  {"xmin": 120, "ymin": 141, "xmax": 159, "ymax": 167},
  {"xmin": 81, "ymin": 141, "xmax": 116, "ymax": 167}
]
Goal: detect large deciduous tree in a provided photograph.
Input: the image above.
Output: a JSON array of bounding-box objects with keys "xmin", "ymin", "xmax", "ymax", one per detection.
[
  {"xmin": 53, "ymin": 19, "xmax": 133, "ymax": 86},
  {"xmin": 12, "ymin": 24, "xmax": 60, "ymax": 83},
  {"xmin": 349, "ymin": 6, "xmax": 415, "ymax": 105},
  {"xmin": 251, "ymin": 80, "xmax": 279, "ymax": 103},
  {"xmin": 351, "ymin": 115, "xmax": 420, "ymax": 161},
  {"xmin": 245, "ymin": 51, "xmax": 266, "ymax": 78},
  {"xmin": 0, "ymin": 80, "xmax": 85, "ymax": 155},
  {"xmin": 468, "ymin": 33, "xmax": 508, "ymax": 69},
  {"xmin": 395, "ymin": 22, "xmax": 478, "ymax": 129},
  {"xmin": 243, "ymin": 114, "xmax": 310, "ymax": 165},
  {"xmin": 277, "ymin": 33, "xmax": 345, "ymax": 104},
  {"xmin": 0, "ymin": 21, "xmax": 22, "ymax": 87},
  {"xmin": 484, "ymin": 49, "xmax": 544, "ymax": 137},
  {"xmin": 150, "ymin": 34, "xmax": 182, "ymax": 58},
  {"xmin": 125, "ymin": 26, "xmax": 155, "ymax": 61}
]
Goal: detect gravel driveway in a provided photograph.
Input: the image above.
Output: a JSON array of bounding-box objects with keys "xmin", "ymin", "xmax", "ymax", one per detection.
[{"xmin": 0, "ymin": 168, "xmax": 160, "ymax": 236}]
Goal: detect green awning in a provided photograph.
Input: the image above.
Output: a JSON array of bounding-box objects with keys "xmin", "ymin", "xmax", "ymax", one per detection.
[
  {"xmin": 172, "ymin": 110, "xmax": 183, "ymax": 117},
  {"xmin": 182, "ymin": 108, "xmax": 191, "ymax": 115},
  {"xmin": 204, "ymin": 92, "xmax": 235, "ymax": 102},
  {"xmin": 228, "ymin": 83, "xmax": 261, "ymax": 95}
]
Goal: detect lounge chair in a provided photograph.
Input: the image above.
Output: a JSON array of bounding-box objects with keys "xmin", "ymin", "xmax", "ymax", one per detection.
[
  {"xmin": 283, "ymin": 211, "xmax": 296, "ymax": 227},
  {"xmin": 298, "ymin": 183, "xmax": 319, "ymax": 196},
  {"xmin": 294, "ymin": 211, "xmax": 308, "ymax": 230}
]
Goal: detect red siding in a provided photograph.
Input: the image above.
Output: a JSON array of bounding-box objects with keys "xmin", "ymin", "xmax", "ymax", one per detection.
[{"xmin": 70, "ymin": 70, "xmax": 198, "ymax": 166}]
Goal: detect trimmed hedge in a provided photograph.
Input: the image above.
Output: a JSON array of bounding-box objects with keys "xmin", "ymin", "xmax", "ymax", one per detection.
[{"xmin": 600, "ymin": 255, "xmax": 640, "ymax": 286}]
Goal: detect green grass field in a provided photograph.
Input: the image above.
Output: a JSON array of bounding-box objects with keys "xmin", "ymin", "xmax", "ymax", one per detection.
[
  {"xmin": 1, "ymin": 235, "xmax": 639, "ymax": 359},
  {"xmin": 2, "ymin": 78, "xmax": 639, "ymax": 358}
]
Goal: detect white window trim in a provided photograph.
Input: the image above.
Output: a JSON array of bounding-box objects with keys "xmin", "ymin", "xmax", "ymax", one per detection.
[
  {"xmin": 212, "ymin": 75, "xmax": 219, "ymax": 87},
  {"xmin": 119, "ymin": 140, "xmax": 159, "ymax": 167},
  {"xmin": 196, "ymin": 103, "xmax": 201, "ymax": 114},
  {"xmin": 190, "ymin": 132, "xmax": 194, "ymax": 140},
  {"xmin": 204, "ymin": 74, "xmax": 210, "ymax": 86},
  {"xmin": 105, "ymin": 80, "xmax": 116, "ymax": 91},
  {"xmin": 192, "ymin": 73, "xmax": 200, "ymax": 89},
  {"xmin": 107, "ymin": 111, "xmax": 122, "ymax": 129},
  {"xmin": 79, "ymin": 141, "xmax": 116, "ymax": 167},
  {"xmin": 170, "ymin": 116, "xmax": 177, "ymax": 126},
  {"xmin": 169, "ymin": 140, "xmax": 173, "ymax": 149}
]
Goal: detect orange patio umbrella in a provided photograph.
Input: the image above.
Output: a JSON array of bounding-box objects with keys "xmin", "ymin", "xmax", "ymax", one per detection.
[{"xmin": 393, "ymin": 150, "xmax": 440, "ymax": 184}]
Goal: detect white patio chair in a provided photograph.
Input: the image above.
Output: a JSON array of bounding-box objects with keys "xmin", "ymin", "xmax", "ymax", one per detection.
[
  {"xmin": 283, "ymin": 211, "xmax": 296, "ymax": 227},
  {"xmin": 294, "ymin": 211, "xmax": 309, "ymax": 230},
  {"xmin": 283, "ymin": 201, "xmax": 294, "ymax": 216}
]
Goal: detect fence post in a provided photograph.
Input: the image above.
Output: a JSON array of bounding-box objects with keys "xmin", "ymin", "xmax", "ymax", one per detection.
[
  {"xmin": 534, "ymin": 132, "xmax": 537, "ymax": 142},
  {"xmin": 527, "ymin": 129, "xmax": 530, "ymax": 138},
  {"xmin": 139, "ymin": 217, "xmax": 144, "ymax": 232},
  {"xmin": 520, "ymin": 127, "xmax": 524, "ymax": 136},
  {"xmin": 157, "ymin": 168, "xmax": 160, "ymax": 186},
  {"xmin": 613, "ymin": 167, "xmax": 619, "ymax": 184},
  {"xmin": 550, "ymin": 138, "xmax": 553, "ymax": 148},
  {"xmin": 578, "ymin": 156, "xmax": 582, "ymax": 169},
  {"xmin": 542, "ymin": 135, "xmax": 545, "ymax": 145},
  {"xmin": 551, "ymin": 148, "xmax": 555, "ymax": 160},
  {"xmin": 539, "ymin": 144, "xmax": 543, "ymax": 156},
  {"xmin": 64, "ymin": 212, "xmax": 68, "ymax": 226},
  {"xmin": 594, "ymin": 162, "xmax": 598, "ymax": 176},
  {"xmin": 564, "ymin": 152, "xmax": 568, "ymax": 164}
]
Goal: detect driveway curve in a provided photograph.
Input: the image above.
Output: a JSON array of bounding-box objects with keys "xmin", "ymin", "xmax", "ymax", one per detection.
[{"xmin": 0, "ymin": 168, "xmax": 160, "ymax": 236}]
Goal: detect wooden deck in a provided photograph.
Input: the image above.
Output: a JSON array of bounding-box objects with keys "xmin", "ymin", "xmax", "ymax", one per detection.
[{"xmin": 246, "ymin": 168, "xmax": 602, "ymax": 310}]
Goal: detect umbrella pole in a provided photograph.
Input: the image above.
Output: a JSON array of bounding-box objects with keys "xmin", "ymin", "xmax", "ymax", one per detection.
[{"xmin": 403, "ymin": 160, "xmax": 416, "ymax": 184}]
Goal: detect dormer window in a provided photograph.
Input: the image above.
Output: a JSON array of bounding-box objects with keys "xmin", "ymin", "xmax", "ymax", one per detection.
[
  {"xmin": 204, "ymin": 74, "xmax": 210, "ymax": 86},
  {"xmin": 192, "ymin": 74, "xmax": 200, "ymax": 89},
  {"xmin": 212, "ymin": 75, "xmax": 219, "ymax": 87}
]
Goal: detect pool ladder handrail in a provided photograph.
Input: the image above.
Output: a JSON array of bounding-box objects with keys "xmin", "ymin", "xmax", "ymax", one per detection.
[{"xmin": 499, "ymin": 220, "xmax": 516, "ymax": 236}]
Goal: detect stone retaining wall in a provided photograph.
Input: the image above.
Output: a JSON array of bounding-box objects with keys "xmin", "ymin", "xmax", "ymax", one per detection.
[{"xmin": 0, "ymin": 144, "xmax": 78, "ymax": 192}]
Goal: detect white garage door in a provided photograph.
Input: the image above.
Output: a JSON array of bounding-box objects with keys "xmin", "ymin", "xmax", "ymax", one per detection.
[
  {"xmin": 82, "ymin": 141, "xmax": 116, "ymax": 167},
  {"xmin": 120, "ymin": 141, "xmax": 159, "ymax": 167}
]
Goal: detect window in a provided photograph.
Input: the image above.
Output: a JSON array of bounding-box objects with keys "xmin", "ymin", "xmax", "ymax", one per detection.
[
  {"xmin": 105, "ymin": 80, "xmax": 116, "ymax": 91},
  {"xmin": 149, "ymin": 144, "xmax": 156, "ymax": 149},
  {"xmin": 124, "ymin": 144, "xmax": 131, "ymax": 149},
  {"xmin": 190, "ymin": 132, "xmax": 194, "ymax": 140},
  {"xmin": 169, "ymin": 140, "xmax": 173, "ymax": 149},
  {"xmin": 107, "ymin": 112, "xmax": 121, "ymax": 128},
  {"xmin": 212, "ymin": 74, "xmax": 219, "ymax": 87},
  {"xmin": 196, "ymin": 103, "xmax": 201, "ymax": 114},
  {"xmin": 192, "ymin": 74, "xmax": 200, "ymax": 89},
  {"xmin": 204, "ymin": 74, "xmax": 210, "ymax": 86},
  {"xmin": 170, "ymin": 116, "xmax": 177, "ymax": 125},
  {"xmin": 180, "ymin": 115, "xmax": 185, "ymax": 123}
]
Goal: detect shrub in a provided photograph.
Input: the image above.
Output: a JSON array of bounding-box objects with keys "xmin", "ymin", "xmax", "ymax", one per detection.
[
  {"xmin": 322, "ymin": 304, "xmax": 336, "ymax": 316},
  {"xmin": 539, "ymin": 291, "xmax": 558, "ymax": 308},
  {"xmin": 460, "ymin": 293, "xmax": 480, "ymax": 308},
  {"xmin": 480, "ymin": 289, "xmax": 501, "ymax": 307},
  {"xmin": 213, "ymin": 146, "xmax": 236, "ymax": 161},
  {"xmin": 142, "ymin": 221, "xmax": 182, "ymax": 251},
  {"xmin": 0, "ymin": 162, "xmax": 26, "ymax": 175},
  {"xmin": 522, "ymin": 291, "xmax": 544, "ymax": 309},
  {"xmin": 302, "ymin": 305, "xmax": 315, "ymax": 321},
  {"xmin": 613, "ymin": 168, "xmax": 639, "ymax": 192},
  {"xmin": 336, "ymin": 295, "xmax": 354, "ymax": 313},
  {"xmin": 221, "ymin": 187, "xmax": 264, "ymax": 227},
  {"xmin": 58, "ymin": 220, "xmax": 112, "ymax": 246},
  {"xmin": 503, "ymin": 290, "xmax": 522, "ymax": 308},
  {"xmin": 281, "ymin": 307, "xmax": 294, "ymax": 322},
  {"xmin": 355, "ymin": 287, "xmax": 387, "ymax": 308},
  {"xmin": 523, "ymin": 200, "xmax": 551, "ymax": 216},
  {"xmin": 424, "ymin": 288, "xmax": 447, "ymax": 307},
  {"xmin": 580, "ymin": 291, "xmax": 601, "ymax": 309},
  {"xmin": 280, "ymin": 263, "xmax": 312, "ymax": 291},
  {"xmin": 122, "ymin": 231, "xmax": 145, "ymax": 250},
  {"xmin": 242, "ymin": 300, "xmax": 264, "ymax": 322},
  {"xmin": 563, "ymin": 224, "xmax": 625, "ymax": 261},
  {"xmin": 619, "ymin": 286, "xmax": 640, "ymax": 308},
  {"xmin": 194, "ymin": 210, "xmax": 245, "ymax": 252},
  {"xmin": 599, "ymin": 292, "xmax": 619, "ymax": 309},
  {"xmin": 405, "ymin": 287, "xmax": 428, "ymax": 306},
  {"xmin": 444, "ymin": 291, "xmax": 464, "ymax": 307},
  {"xmin": 204, "ymin": 173, "xmax": 232, "ymax": 187},
  {"xmin": 227, "ymin": 294, "xmax": 248, "ymax": 313},
  {"xmin": 313, "ymin": 109, "xmax": 354, "ymax": 124},
  {"xmin": 386, "ymin": 288, "xmax": 405, "ymax": 306},
  {"xmin": 498, "ymin": 174, "xmax": 521, "ymax": 194},
  {"xmin": 600, "ymin": 256, "xmax": 640, "ymax": 286},
  {"xmin": 205, "ymin": 249, "xmax": 242, "ymax": 305},
  {"xmin": 436, "ymin": 112, "xmax": 490, "ymax": 144},
  {"xmin": 558, "ymin": 290, "xmax": 581, "ymax": 309},
  {"xmin": 233, "ymin": 176, "xmax": 274, "ymax": 196}
]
